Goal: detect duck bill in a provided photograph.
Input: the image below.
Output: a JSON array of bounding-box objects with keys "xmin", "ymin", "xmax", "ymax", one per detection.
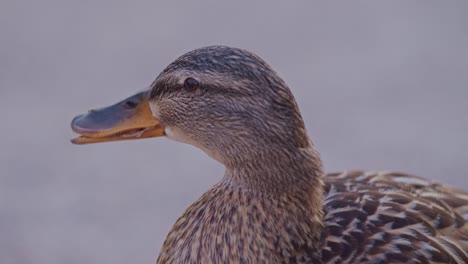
[{"xmin": 71, "ymin": 91, "xmax": 164, "ymax": 144}]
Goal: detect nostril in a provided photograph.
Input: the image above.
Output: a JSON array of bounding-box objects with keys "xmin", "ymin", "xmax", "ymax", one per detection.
[{"xmin": 123, "ymin": 100, "xmax": 138, "ymax": 109}]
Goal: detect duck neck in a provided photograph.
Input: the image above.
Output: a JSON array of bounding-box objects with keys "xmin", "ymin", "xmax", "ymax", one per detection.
[
  {"xmin": 221, "ymin": 142, "xmax": 325, "ymax": 260},
  {"xmin": 224, "ymin": 142, "xmax": 324, "ymax": 195}
]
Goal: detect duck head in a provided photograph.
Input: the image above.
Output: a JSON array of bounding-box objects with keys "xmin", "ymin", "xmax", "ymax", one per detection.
[{"xmin": 71, "ymin": 46, "xmax": 312, "ymax": 167}]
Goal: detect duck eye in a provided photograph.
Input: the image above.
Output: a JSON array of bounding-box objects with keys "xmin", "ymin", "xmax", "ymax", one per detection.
[{"xmin": 184, "ymin": 78, "xmax": 200, "ymax": 91}]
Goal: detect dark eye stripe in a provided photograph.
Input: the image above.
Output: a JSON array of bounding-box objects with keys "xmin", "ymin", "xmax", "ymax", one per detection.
[
  {"xmin": 149, "ymin": 76, "xmax": 255, "ymax": 100},
  {"xmin": 150, "ymin": 78, "xmax": 201, "ymax": 100}
]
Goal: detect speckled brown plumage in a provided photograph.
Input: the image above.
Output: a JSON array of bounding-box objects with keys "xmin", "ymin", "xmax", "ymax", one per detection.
[
  {"xmin": 72, "ymin": 46, "xmax": 468, "ymax": 263},
  {"xmin": 157, "ymin": 170, "xmax": 468, "ymax": 263},
  {"xmin": 150, "ymin": 47, "xmax": 468, "ymax": 263},
  {"xmin": 158, "ymin": 180, "xmax": 323, "ymax": 263},
  {"xmin": 322, "ymin": 171, "xmax": 468, "ymax": 263}
]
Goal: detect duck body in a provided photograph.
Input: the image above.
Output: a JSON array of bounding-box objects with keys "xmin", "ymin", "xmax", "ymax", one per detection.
[
  {"xmin": 157, "ymin": 170, "xmax": 468, "ymax": 264},
  {"xmin": 70, "ymin": 46, "xmax": 468, "ymax": 263}
]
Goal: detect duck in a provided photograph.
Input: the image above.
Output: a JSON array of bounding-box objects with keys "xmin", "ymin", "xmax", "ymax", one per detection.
[{"xmin": 71, "ymin": 46, "xmax": 468, "ymax": 263}]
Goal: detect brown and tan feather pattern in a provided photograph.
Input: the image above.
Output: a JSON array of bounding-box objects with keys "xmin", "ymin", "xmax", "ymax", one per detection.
[
  {"xmin": 322, "ymin": 171, "xmax": 468, "ymax": 263},
  {"xmin": 71, "ymin": 46, "xmax": 468, "ymax": 263},
  {"xmin": 158, "ymin": 170, "xmax": 468, "ymax": 263},
  {"xmin": 148, "ymin": 47, "xmax": 468, "ymax": 263},
  {"xmin": 158, "ymin": 179, "xmax": 324, "ymax": 263}
]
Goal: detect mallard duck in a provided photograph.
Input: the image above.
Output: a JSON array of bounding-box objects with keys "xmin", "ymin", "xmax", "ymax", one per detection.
[{"xmin": 71, "ymin": 46, "xmax": 468, "ymax": 263}]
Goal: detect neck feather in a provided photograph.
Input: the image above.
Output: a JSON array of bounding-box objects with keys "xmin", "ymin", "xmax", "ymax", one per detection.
[
  {"xmin": 224, "ymin": 141, "xmax": 324, "ymax": 195},
  {"xmin": 222, "ymin": 141, "xmax": 325, "ymax": 236}
]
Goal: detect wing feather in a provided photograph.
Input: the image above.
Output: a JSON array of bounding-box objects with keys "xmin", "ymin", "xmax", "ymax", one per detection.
[{"xmin": 321, "ymin": 171, "xmax": 468, "ymax": 263}]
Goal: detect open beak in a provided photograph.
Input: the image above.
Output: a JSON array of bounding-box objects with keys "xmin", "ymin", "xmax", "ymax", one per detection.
[{"xmin": 71, "ymin": 91, "xmax": 164, "ymax": 144}]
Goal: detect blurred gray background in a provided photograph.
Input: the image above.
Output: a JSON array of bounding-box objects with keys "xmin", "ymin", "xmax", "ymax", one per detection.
[{"xmin": 1, "ymin": 1, "xmax": 467, "ymax": 263}]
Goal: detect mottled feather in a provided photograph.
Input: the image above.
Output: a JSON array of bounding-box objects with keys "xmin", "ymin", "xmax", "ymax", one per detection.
[{"xmin": 322, "ymin": 171, "xmax": 468, "ymax": 263}]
